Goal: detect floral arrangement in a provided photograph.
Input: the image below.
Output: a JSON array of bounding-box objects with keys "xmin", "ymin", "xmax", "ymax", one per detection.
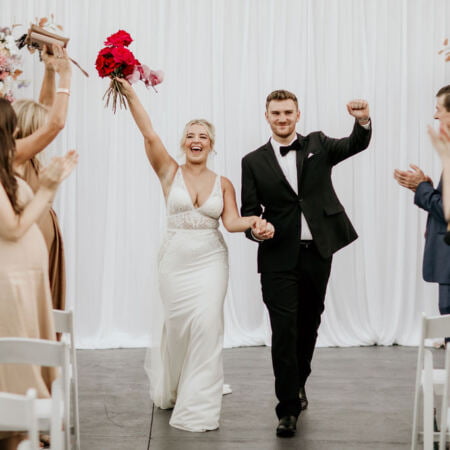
[
  {"xmin": 34, "ymin": 15, "xmax": 64, "ymax": 33},
  {"xmin": 438, "ymin": 38, "xmax": 450, "ymax": 62},
  {"xmin": 0, "ymin": 26, "xmax": 28, "ymax": 102},
  {"xmin": 16, "ymin": 15, "xmax": 66, "ymax": 57},
  {"xmin": 95, "ymin": 30, "xmax": 164, "ymax": 113},
  {"xmin": 16, "ymin": 15, "xmax": 88, "ymax": 78}
]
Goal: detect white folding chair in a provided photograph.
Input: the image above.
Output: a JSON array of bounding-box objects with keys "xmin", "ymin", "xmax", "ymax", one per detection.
[
  {"xmin": 0, "ymin": 338, "xmax": 70, "ymax": 450},
  {"xmin": 0, "ymin": 388, "xmax": 39, "ymax": 449},
  {"xmin": 438, "ymin": 345, "xmax": 450, "ymax": 450},
  {"xmin": 53, "ymin": 309, "xmax": 80, "ymax": 450},
  {"xmin": 412, "ymin": 313, "xmax": 450, "ymax": 450}
]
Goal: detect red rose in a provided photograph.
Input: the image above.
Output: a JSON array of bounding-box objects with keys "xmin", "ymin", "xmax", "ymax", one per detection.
[
  {"xmin": 122, "ymin": 63, "xmax": 137, "ymax": 77},
  {"xmin": 104, "ymin": 30, "xmax": 133, "ymax": 47},
  {"xmin": 110, "ymin": 47, "xmax": 138, "ymax": 66},
  {"xmin": 95, "ymin": 49, "xmax": 121, "ymax": 77}
]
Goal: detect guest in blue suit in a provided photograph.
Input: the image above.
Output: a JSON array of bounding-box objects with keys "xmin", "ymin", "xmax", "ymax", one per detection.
[
  {"xmin": 429, "ymin": 121, "xmax": 450, "ymax": 246},
  {"xmin": 394, "ymin": 85, "xmax": 450, "ymax": 316}
]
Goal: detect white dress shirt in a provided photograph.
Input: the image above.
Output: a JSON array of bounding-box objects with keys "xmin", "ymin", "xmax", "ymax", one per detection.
[{"xmin": 270, "ymin": 137, "xmax": 313, "ymax": 240}]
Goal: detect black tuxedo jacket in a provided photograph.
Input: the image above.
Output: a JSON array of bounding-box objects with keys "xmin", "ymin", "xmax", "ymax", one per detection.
[{"xmin": 241, "ymin": 120, "xmax": 372, "ymax": 273}]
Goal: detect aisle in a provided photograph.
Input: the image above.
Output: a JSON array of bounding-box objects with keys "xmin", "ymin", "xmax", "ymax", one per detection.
[{"xmin": 79, "ymin": 346, "xmax": 422, "ymax": 449}]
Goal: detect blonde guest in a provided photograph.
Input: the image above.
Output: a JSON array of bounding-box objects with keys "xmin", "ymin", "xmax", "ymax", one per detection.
[{"xmin": 13, "ymin": 44, "xmax": 72, "ymax": 310}]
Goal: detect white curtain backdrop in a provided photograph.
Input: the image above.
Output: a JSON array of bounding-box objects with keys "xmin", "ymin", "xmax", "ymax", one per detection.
[{"xmin": 3, "ymin": 0, "xmax": 450, "ymax": 348}]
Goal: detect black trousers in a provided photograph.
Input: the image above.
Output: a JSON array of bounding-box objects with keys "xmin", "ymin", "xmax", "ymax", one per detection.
[{"xmin": 261, "ymin": 242, "xmax": 332, "ymax": 419}]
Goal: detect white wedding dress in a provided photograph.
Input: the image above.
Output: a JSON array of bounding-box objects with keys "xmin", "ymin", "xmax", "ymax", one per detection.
[{"xmin": 148, "ymin": 167, "xmax": 229, "ymax": 432}]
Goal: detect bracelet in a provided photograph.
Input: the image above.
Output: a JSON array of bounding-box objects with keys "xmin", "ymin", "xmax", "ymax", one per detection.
[{"xmin": 56, "ymin": 88, "xmax": 70, "ymax": 96}]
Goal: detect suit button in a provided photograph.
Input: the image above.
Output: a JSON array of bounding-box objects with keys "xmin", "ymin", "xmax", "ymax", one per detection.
[{"xmin": 298, "ymin": 198, "xmax": 303, "ymax": 204}]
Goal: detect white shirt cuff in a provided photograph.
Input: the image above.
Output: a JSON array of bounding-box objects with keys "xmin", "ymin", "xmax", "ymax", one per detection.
[{"xmin": 359, "ymin": 119, "xmax": 371, "ymax": 130}]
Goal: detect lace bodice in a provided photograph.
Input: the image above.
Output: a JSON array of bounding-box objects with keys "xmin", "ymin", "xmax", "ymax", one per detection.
[{"xmin": 166, "ymin": 168, "xmax": 223, "ymax": 230}]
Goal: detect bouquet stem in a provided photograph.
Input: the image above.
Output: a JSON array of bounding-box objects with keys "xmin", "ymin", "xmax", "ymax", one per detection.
[{"xmin": 103, "ymin": 77, "xmax": 127, "ymax": 113}]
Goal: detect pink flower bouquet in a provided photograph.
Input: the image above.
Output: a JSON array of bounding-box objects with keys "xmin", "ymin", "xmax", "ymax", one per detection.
[{"xmin": 0, "ymin": 26, "xmax": 28, "ymax": 102}]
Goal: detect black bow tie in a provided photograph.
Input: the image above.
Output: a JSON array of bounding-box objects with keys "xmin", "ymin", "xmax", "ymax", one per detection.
[{"xmin": 279, "ymin": 139, "xmax": 301, "ymax": 156}]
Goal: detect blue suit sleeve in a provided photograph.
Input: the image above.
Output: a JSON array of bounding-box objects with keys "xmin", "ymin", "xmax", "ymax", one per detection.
[{"xmin": 414, "ymin": 181, "xmax": 446, "ymax": 225}]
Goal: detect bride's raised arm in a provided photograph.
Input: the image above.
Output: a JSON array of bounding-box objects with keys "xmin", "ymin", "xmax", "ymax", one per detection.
[{"xmin": 116, "ymin": 78, "xmax": 178, "ymax": 190}]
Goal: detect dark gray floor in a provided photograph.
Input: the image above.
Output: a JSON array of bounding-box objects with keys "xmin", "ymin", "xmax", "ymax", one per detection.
[{"xmin": 78, "ymin": 345, "xmax": 432, "ymax": 450}]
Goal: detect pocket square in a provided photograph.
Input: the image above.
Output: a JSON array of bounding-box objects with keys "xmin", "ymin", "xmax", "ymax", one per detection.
[{"xmin": 307, "ymin": 152, "xmax": 314, "ymax": 159}]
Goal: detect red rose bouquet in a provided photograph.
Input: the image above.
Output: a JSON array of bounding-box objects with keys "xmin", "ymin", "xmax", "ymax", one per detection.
[{"xmin": 96, "ymin": 30, "xmax": 164, "ymax": 112}]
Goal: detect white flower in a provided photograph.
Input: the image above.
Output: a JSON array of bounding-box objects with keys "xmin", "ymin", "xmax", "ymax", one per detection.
[{"xmin": 4, "ymin": 35, "xmax": 18, "ymax": 55}]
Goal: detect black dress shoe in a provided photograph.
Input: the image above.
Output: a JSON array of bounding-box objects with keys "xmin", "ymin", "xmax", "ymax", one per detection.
[
  {"xmin": 299, "ymin": 387, "xmax": 308, "ymax": 410},
  {"xmin": 276, "ymin": 415, "xmax": 297, "ymax": 438}
]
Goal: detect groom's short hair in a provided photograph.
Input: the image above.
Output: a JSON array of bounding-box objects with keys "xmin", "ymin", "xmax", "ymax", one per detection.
[
  {"xmin": 266, "ymin": 90, "xmax": 298, "ymax": 110},
  {"xmin": 436, "ymin": 85, "xmax": 450, "ymax": 112}
]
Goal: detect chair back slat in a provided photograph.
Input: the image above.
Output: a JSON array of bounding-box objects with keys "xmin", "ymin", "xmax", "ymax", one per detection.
[
  {"xmin": 0, "ymin": 338, "xmax": 65, "ymax": 367},
  {"xmin": 423, "ymin": 314, "xmax": 450, "ymax": 340},
  {"xmin": 0, "ymin": 390, "xmax": 35, "ymax": 429},
  {"xmin": 0, "ymin": 389, "xmax": 38, "ymax": 448},
  {"xmin": 53, "ymin": 310, "xmax": 73, "ymax": 334}
]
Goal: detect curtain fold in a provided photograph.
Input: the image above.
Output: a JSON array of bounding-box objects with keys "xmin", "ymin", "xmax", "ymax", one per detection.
[{"xmin": 3, "ymin": 0, "xmax": 449, "ymax": 348}]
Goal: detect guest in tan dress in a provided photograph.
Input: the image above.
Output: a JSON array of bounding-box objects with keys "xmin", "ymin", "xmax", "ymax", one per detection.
[
  {"xmin": 0, "ymin": 98, "xmax": 78, "ymax": 450},
  {"xmin": 13, "ymin": 44, "xmax": 72, "ymax": 310}
]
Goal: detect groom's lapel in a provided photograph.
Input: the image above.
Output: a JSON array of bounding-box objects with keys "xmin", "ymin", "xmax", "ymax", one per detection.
[
  {"xmin": 295, "ymin": 134, "xmax": 309, "ymax": 186},
  {"xmin": 262, "ymin": 140, "xmax": 297, "ymax": 196}
]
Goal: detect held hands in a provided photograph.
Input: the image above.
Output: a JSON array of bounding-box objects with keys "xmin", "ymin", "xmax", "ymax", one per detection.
[
  {"xmin": 428, "ymin": 124, "xmax": 450, "ymax": 161},
  {"xmin": 393, "ymin": 164, "xmax": 432, "ymax": 192},
  {"xmin": 250, "ymin": 217, "xmax": 275, "ymax": 240},
  {"xmin": 40, "ymin": 150, "xmax": 78, "ymax": 191},
  {"xmin": 346, "ymin": 100, "xmax": 370, "ymax": 124}
]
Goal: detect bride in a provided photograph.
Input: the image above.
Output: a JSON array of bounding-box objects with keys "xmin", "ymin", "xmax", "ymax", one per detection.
[{"xmin": 117, "ymin": 78, "xmax": 274, "ymax": 432}]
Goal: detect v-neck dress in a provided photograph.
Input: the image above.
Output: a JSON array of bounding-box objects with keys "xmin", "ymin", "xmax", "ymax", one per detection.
[{"xmin": 149, "ymin": 167, "xmax": 229, "ymax": 432}]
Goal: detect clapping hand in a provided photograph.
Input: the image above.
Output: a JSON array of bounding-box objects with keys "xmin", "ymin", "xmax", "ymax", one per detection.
[
  {"xmin": 251, "ymin": 217, "xmax": 275, "ymax": 240},
  {"xmin": 40, "ymin": 150, "xmax": 78, "ymax": 191},
  {"xmin": 346, "ymin": 100, "xmax": 370, "ymax": 124},
  {"xmin": 428, "ymin": 124, "xmax": 450, "ymax": 161},
  {"xmin": 393, "ymin": 164, "xmax": 432, "ymax": 192}
]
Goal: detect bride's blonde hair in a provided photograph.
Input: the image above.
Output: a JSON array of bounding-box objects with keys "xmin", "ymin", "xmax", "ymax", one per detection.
[{"xmin": 180, "ymin": 119, "xmax": 215, "ymax": 151}]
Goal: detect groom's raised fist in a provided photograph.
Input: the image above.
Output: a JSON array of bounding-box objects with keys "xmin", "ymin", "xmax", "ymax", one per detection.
[{"xmin": 346, "ymin": 100, "xmax": 370, "ymax": 124}]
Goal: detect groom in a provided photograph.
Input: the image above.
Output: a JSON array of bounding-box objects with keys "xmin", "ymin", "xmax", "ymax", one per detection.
[{"xmin": 241, "ymin": 90, "xmax": 372, "ymax": 437}]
